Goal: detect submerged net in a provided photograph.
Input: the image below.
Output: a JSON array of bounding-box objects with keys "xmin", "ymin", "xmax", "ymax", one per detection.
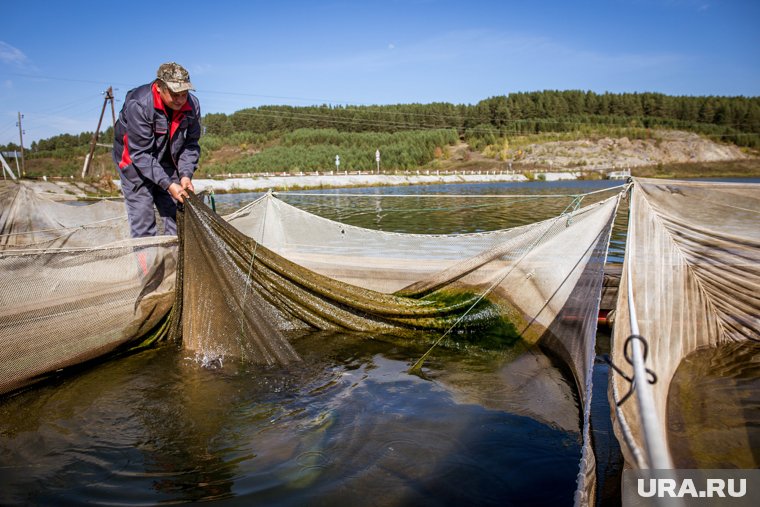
[
  {"xmin": 172, "ymin": 189, "xmax": 623, "ymax": 505},
  {"xmin": 609, "ymin": 177, "xmax": 760, "ymax": 470},
  {"xmin": 0, "ymin": 182, "xmax": 130, "ymax": 249}
]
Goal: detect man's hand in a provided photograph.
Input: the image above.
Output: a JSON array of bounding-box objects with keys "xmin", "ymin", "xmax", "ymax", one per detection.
[
  {"xmin": 180, "ymin": 176, "xmax": 194, "ymax": 193},
  {"xmin": 168, "ymin": 182, "xmax": 188, "ymax": 203}
]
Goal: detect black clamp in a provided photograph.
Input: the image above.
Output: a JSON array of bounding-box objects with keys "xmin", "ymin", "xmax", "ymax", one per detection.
[{"xmin": 604, "ymin": 334, "xmax": 658, "ymax": 407}]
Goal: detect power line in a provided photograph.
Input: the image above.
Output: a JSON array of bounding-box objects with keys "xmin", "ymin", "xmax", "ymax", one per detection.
[
  {"xmin": 26, "ymin": 92, "xmax": 106, "ymax": 117},
  {"xmin": 9, "ymin": 72, "xmax": 353, "ymax": 107},
  {"xmin": 197, "ymin": 88, "xmax": 356, "ymax": 106},
  {"xmin": 7, "ymin": 72, "xmax": 135, "ymax": 89},
  {"xmin": 205, "ymin": 108, "xmax": 760, "ymax": 138},
  {"xmin": 5, "ymin": 72, "xmax": 758, "ymax": 144},
  {"xmin": 0, "ymin": 122, "xmax": 18, "ymax": 137},
  {"xmin": 12, "ymin": 71, "xmax": 758, "ymax": 129},
  {"xmin": 25, "ymin": 102, "xmax": 104, "ymax": 125}
]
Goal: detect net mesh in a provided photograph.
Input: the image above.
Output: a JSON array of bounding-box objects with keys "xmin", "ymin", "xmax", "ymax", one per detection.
[
  {"xmin": 1, "ymin": 181, "xmax": 176, "ymax": 395},
  {"xmin": 0, "ymin": 237, "xmax": 177, "ymax": 395},
  {"xmin": 0, "ymin": 179, "xmax": 624, "ymax": 505},
  {"xmin": 0, "ymin": 182, "xmax": 130, "ymax": 249},
  {"xmin": 610, "ymin": 177, "xmax": 760, "ymax": 469},
  {"xmin": 174, "ymin": 190, "xmax": 622, "ymax": 505}
]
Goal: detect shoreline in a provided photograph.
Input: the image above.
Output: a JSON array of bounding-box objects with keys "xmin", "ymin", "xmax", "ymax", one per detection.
[
  {"xmin": 178, "ymin": 171, "xmax": 583, "ymax": 194},
  {"xmin": 0, "ymin": 171, "xmax": 604, "ymax": 200},
  {"xmin": 11, "ymin": 161, "xmax": 760, "ymax": 200}
]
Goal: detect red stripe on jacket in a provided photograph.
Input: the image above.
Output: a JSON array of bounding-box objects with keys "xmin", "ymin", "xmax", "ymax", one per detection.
[
  {"xmin": 119, "ymin": 134, "xmax": 132, "ymax": 169},
  {"xmin": 152, "ymin": 82, "xmax": 192, "ymax": 141}
]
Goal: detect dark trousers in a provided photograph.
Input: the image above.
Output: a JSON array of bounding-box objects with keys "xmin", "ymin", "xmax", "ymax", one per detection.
[{"xmin": 122, "ymin": 175, "xmax": 178, "ymax": 238}]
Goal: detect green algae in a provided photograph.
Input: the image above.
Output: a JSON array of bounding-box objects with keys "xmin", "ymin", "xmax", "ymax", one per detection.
[{"xmin": 417, "ymin": 288, "xmax": 523, "ymax": 349}]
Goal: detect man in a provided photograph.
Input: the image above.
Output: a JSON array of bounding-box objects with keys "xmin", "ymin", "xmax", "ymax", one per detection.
[{"xmin": 113, "ymin": 62, "xmax": 201, "ymax": 237}]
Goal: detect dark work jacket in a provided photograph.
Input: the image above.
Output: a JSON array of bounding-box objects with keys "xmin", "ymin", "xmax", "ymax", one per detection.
[{"xmin": 113, "ymin": 82, "xmax": 201, "ymax": 191}]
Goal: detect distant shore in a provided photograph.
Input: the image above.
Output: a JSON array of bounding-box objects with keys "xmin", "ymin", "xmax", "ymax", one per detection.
[
  {"xmin": 1, "ymin": 170, "xmax": 612, "ymax": 201},
  {"xmin": 187, "ymin": 170, "xmax": 582, "ymax": 194},
  {"xmin": 8, "ymin": 157, "xmax": 759, "ymax": 200},
  {"xmin": 6, "ymin": 171, "xmax": 580, "ymax": 200}
]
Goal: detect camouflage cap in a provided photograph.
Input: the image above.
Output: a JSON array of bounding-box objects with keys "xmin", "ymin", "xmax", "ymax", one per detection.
[{"xmin": 156, "ymin": 62, "xmax": 194, "ymax": 93}]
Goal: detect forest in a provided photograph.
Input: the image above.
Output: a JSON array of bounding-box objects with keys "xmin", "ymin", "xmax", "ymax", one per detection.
[
  {"xmin": 202, "ymin": 91, "xmax": 759, "ymax": 143},
  {"xmin": 3, "ymin": 90, "xmax": 758, "ymax": 177}
]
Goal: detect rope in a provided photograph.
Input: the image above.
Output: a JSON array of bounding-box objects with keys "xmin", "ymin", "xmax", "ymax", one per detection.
[
  {"xmin": 221, "ymin": 193, "xmax": 269, "ymax": 221},
  {"xmin": 0, "ymin": 235, "xmax": 177, "ymax": 255},
  {"xmin": 0, "ymin": 215, "xmax": 125, "ymax": 237},
  {"xmin": 620, "ymin": 185, "xmax": 674, "ymax": 469},
  {"xmin": 238, "ymin": 191, "xmax": 269, "ymax": 337},
  {"xmin": 281, "ymin": 200, "xmax": 531, "ymax": 215},
  {"xmin": 275, "ymin": 184, "xmax": 626, "ymax": 200},
  {"xmin": 32, "ymin": 191, "xmax": 122, "ymax": 200}
]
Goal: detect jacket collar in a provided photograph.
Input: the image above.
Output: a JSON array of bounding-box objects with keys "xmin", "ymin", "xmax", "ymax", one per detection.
[{"xmin": 152, "ymin": 82, "xmax": 192, "ymax": 113}]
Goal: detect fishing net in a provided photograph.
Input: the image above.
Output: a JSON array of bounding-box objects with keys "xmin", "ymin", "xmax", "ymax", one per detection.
[
  {"xmin": 0, "ymin": 182, "xmax": 179, "ymax": 396},
  {"xmin": 172, "ymin": 189, "xmax": 623, "ymax": 505},
  {"xmin": 0, "ymin": 182, "xmax": 129, "ymax": 249},
  {"xmin": 0, "ymin": 236, "xmax": 177, "ymax": 396},
  {"xmin": 609, "ymin": 178, "xmax": 760, "ymax": 470}
]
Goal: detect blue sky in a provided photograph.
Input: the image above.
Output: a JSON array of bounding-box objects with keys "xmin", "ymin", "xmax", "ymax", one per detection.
[{"xmin": 1, "ymin": 0, "xmax": 758, "ymax": 145}]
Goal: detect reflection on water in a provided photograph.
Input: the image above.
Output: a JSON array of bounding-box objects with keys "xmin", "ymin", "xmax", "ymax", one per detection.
[
  {"xmin": 668, "ymin": 341, "xmax": 760, "ymax": 469},
  {"xmin": 0, "ymin": 335, "xmax": 581, "ymax": 506}
]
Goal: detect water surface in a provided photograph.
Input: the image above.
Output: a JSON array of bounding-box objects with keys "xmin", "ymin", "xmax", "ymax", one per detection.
[
  {"xmin": 1, "ymin": 334, "xmax": 582, "ymax": 506},
  {"xmin": 668, "ymin": 341, "xmax": 760, "ymax": 469},
  {"xmin": 2, "ymin": 179, "xmax": 627, "ymax": 506}
]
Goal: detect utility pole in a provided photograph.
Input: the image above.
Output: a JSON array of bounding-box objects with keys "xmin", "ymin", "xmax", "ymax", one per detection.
[
  {"xmin": 16, "ymin": 112, "xmax": 25, "ymax": 177},
  {"xmin": 108, "ymin": 87, "xmax": 116, "ymax": 127},
  {"xmin": 82, "ymin": 86, "xmax": 115, "ymax": 178}
]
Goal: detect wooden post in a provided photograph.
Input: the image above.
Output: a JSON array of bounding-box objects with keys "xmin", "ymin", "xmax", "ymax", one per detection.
[
  {"xmin": 16, "ymin": 112, "xmax": 25, "ymax": 177},
  {"xmin": 108, "ymin": 87, "xmax": 116, "ymax": 127},
  {"xmin": 82, "ymin": 87, "xmax": 114, "ymax": 179}
]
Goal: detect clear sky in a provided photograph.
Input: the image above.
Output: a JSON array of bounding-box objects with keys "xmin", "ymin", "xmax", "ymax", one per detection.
[{"xmin": 1, "ymin": 0, "xmax": 758, "ymax": 145}]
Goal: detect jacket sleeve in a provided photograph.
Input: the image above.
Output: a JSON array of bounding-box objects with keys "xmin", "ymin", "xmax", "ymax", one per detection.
[
  {"xmin": 124, "ymin": 99, "xmax": 173, "ymax": 190},
  {"xmin": 177, "ymin": 100, "xmax": 201, "ymax": 181}
]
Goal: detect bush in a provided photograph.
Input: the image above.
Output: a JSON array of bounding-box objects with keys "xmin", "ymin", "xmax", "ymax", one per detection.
[{"xmin": 202, "ymin": 128, "xmax": 458, "ymax": 174}]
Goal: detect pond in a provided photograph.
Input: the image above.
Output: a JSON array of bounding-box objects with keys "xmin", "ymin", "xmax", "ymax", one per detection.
[{"xmin": 1, "ymin": 179, "xmax": 627, "ymax": 506}]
